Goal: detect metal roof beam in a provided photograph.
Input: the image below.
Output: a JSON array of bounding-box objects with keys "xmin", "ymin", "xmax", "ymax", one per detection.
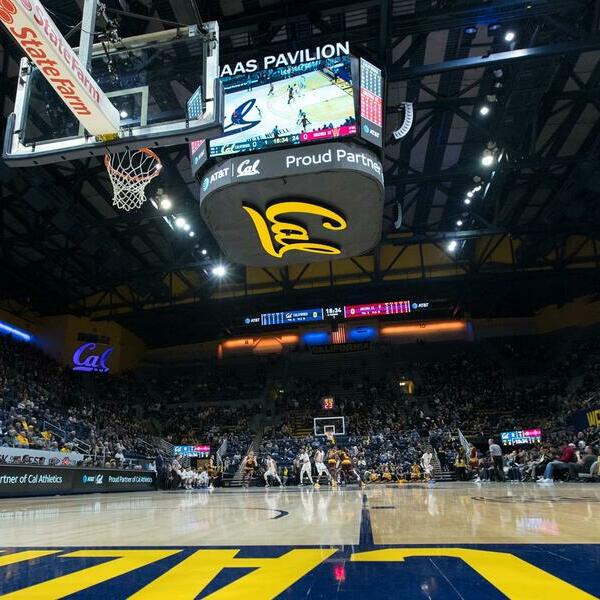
[{"xmin": 388, "ymin": 39, "xmax": 600, "ymax": 80}]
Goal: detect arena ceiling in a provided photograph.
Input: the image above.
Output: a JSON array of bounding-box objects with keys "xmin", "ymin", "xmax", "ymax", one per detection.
[{"xmin": 1, "ymin": 0, "xmax": 600, "ymax": 345}]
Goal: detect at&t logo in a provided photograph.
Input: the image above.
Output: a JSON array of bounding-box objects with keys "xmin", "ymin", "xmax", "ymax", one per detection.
[{"xmin": 82, "ymin": 474, "xmax": 104, "ymax": 485}]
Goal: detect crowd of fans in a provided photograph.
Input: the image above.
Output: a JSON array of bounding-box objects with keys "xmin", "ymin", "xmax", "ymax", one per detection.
[
  {"xmin": 1, "ymin": 329, "xmax": 599, "ymax": 487},
  {"xmin": 0, "ymin": 336, "xmax": 161, "ymax": 469}
]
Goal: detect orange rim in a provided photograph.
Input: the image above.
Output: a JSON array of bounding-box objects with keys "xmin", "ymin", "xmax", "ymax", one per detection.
[{"xmin": 104, "ymin": 147, "xmax": 162, "ymax": 182}]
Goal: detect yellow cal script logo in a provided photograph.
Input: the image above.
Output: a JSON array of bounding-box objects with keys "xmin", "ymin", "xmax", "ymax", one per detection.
[{"xmin": 242, "ymin": 201, "xmax": 347, "ymax": 258}]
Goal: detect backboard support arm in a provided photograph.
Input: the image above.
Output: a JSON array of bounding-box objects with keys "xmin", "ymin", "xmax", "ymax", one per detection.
[{"xmin": 79, "ymin": 0, "xmax": 98, "ymax": 71}]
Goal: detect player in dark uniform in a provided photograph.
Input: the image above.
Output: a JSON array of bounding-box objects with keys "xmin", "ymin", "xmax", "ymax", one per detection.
[
  {"xmin": 242, "ymin": 451, "xmax": 257, "ymax": 488},
  {"xmin": 300, "ymin": 114, "xmax": 311, "ymax": 132},
  {"xmin": 327, "ymin": 447, "xmax": 339, "ymax": 486},
  {"xmin": 287, "ymin": 85, "xmax": 295, "ymax": 104},
  {"xmin": 339, "ymin": 448, "xmax": 364, "ymax": 488},
  {"xmin": 268, "ymin": 82, "xmax": 275, "ymax": 96}
]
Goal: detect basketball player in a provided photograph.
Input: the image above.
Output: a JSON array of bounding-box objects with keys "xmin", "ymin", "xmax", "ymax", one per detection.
[
  {"xmin": 264, "ymin": 455, "xmax": 282, "ymax": 487},
  {"xmin": 268, "ymin": 81, "xmax": 275, "ymax": 96},
  {"xmin": 242, "ymin": 451, "xmax": 257, "ymax": 488},
  {"xmin": 313, "ymin": 447, "xmax": 332, "ymax": 488},
  {"xmin": 339, "ymin": 447, "xmax": 364, "ymax": 488},
  {"xmin": 299, "ymin": 447, "xmax": 314, "ymax": 486},
  {"xmin": 327, "ymin": 446, "xmax": 339, "ymax": 484},
  {"xmin": 300, "ymin": 114, "xmax": 311, "ymax": 132}
]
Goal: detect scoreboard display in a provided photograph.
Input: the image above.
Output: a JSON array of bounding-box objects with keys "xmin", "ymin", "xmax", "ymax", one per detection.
[
  {"xmin": 344, "ymin": 301, "xmax": 411, "ymax": 319},
  {"xmin": 260, "ymin": 309, "xmax": 324, "ymax": 326},
  {"xmin": 244, "ymin": 298, "xmax": 431, "ymax": 327},
  {"xmin": 500, "ymin": 429, "xmax": 542, "ymax": 446},
  {"xmin": 322, "ymin": 397, "xmax": 335, "ymax": 410},
  {"xmin": 173, "ymin": 445, "xmax": 211, "ymax": 458},
  {"xmin": 359, "ymin": 58, "xmax": 383, "ymax": 147}
]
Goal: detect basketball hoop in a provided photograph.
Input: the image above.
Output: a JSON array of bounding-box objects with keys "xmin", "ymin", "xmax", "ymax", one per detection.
[{"xmin": 104, "ymin": 148, "xmax": 162, "ymax": 211}]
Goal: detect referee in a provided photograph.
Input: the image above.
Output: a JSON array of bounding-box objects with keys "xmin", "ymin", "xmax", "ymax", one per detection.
[{"xmin": 488, "ymin": 438, "xmax": 505, "ymax": 482}]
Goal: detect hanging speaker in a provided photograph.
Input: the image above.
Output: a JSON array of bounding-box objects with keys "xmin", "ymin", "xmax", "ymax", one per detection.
[{"xmin": 392, "ymin": 102, "xmax": 414, "ymax": 140}]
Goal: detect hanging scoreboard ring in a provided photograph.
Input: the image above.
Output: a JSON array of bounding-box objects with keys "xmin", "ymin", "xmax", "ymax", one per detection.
[{"xmin": 199, "ymin": 141, "xmax": 384, "ymax": 267}]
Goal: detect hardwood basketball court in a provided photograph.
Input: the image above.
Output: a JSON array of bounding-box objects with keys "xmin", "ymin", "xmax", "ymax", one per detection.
[{"xmin": 0, "ymin": 483, "xmax": 598, "ymax": 598}]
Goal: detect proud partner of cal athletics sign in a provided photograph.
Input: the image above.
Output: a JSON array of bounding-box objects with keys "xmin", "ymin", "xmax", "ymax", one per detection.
[
  {"xmin": 0, "ymin": 465, "xmax": 156, "ymax": 497},
  {"xmin": 199, "ymin": 142, "xmax": 384, "ymax": 266}
]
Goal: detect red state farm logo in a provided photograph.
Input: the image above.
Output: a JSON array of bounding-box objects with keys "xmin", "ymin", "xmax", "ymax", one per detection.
[{"xmin": 0, "ymin": 0, "xmax": 17, "ymax": 25}]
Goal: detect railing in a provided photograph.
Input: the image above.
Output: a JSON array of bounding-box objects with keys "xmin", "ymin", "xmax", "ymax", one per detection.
[
  {"xmin": 457, "ymin": 429, "xmax": 471, "ymax": 456},
  {"xmin": 42, "ymin": 420, "xmax": 66, "ymax": 440},
  {"xmin": 73, "ymin": 437, "xmax": 91, "ymax": 454},
  {"xmin": 216, "ymin": 438, "xmax": 227, "ymax": 467},
  {"xmin": 152, "ymin": 436, "xmax": 175, "ymax": 456}
]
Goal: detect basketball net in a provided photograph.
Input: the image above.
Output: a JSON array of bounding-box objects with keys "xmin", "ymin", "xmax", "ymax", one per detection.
[{"xmin": 104, "ymin": 148, "xmax": 162, "ymax": 211}]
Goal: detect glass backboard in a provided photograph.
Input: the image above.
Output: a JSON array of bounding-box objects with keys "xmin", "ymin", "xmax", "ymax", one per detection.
[{"xmin": 4, "ymin": 24, "xmax": 223, "ymax": 166}]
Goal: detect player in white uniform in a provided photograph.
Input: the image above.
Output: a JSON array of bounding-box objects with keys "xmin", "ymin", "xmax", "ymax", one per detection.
[
  {"xmin": 313, "ymin": 448, "xmax": 332, "ymax": 488},
  {"xmin": 264, "ymin": 456, "xmax": 282, "ymax": 487},
  {"xmin": 299, "ymin": 448, "xmax": 314, "ymax": 485}
]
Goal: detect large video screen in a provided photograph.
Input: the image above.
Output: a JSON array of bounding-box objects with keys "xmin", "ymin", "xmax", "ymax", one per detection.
[{"xmin": 209, "ymin": 55, "xmax": 357, "ymax": 157}]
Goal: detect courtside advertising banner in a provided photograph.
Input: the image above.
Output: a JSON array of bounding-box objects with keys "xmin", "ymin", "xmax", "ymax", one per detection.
[
  {"xmin": 0, "ymin": 0, "xmax": 120, "ymax": 134},
  {"xmin": 0, "ymin": 465, "xmax": 156, "ymax": 497}
]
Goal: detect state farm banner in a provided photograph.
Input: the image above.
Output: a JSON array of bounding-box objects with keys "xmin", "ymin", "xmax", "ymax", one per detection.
[
  {"xmin": 0, "ymin": 0, "xmax": 119, "ymax": 135},
  {"xmin": 0, "ymin": 465, "xmax": 156, "ymax": 497}
]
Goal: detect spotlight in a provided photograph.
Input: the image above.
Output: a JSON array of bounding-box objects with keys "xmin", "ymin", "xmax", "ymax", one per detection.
[
  {"xmin": 488, "ymin": 23, "xmax": 502, "ymax": 35},
  {"xmin": 175, "ymin": 217, "xmax": 186, "ymax": 229},
  {"xmin": 447, "ymin": 240, "xmax": 458, "ymax": 252},
  {"xmin": 456, "ymin": 219, "xmax": 463, "ymax": 227},
  {"xmin": 159, "ymin": 197, "xmax": 172, "ymax": 211},
  {"xmin": 481, "ymin": 149, "xmax": 495, "ymax": 167},
  {"xmin": 504, "ymin": 31, "xmax": 516, "ymax": 42},
  {"xmin": 464, "ymin": 25, "xmax": 478, "ymax": 36},
  {"xmin": 467, "ymin": 191, "xmax": 474, "ymax": 198},
  {"xmin": 212, "ymin": 264, "xmax": 227, "ymax": 277},
  {"xmin": 119, "ymin": 110, "xmax": 128, "ymax": 119},
  {"xmin": 188, "ymin": 231, "xmax": 195, "ymax": 238},
  {"xmin": 183, "ymin": 222, "xmax": 191, "ymax": 232},
  {"xmin": 464, "ymin": 198, "xmax": 472, "ymax": 205},
  {"xmin": 201, "ymin": 248, "xmax": 208, "ymax": 256},
  {"xmin": 473, "ymin": 185, "xmax": 482, "ymax": 192},
  {"xmin": 479, "ymin": 105, "xmax": 490, "ymax": 116}
]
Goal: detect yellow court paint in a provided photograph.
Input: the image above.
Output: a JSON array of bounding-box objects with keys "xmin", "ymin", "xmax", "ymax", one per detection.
[
  {"xmin": 351, "ymin": 548, "xmax": 595, "ymax": 600},
  {"xmin": 0, "ymin": 550, "xmax": 60, "ymax": 567},
  {"xmin": 130, "ymin": 548, "xmax": 336, "ymax": 600},
  {"xmin": 1, "ymin": 550, "xmax": 180, "ymax": 600}
]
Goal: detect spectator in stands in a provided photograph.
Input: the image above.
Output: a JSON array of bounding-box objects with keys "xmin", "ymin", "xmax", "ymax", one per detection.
[
  {"xmin": 538, "ymin": 443, "xmax": 577, "ymax": 482},
  {"xmin": 568, "ymin": 446, "xmax": 598, "ymax": 479}
]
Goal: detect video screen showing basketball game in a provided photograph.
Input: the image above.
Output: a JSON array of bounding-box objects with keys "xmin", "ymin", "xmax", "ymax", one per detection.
[{"xmin": 209, "ymin": 55, "xmax": 357, "ymax": 157}]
